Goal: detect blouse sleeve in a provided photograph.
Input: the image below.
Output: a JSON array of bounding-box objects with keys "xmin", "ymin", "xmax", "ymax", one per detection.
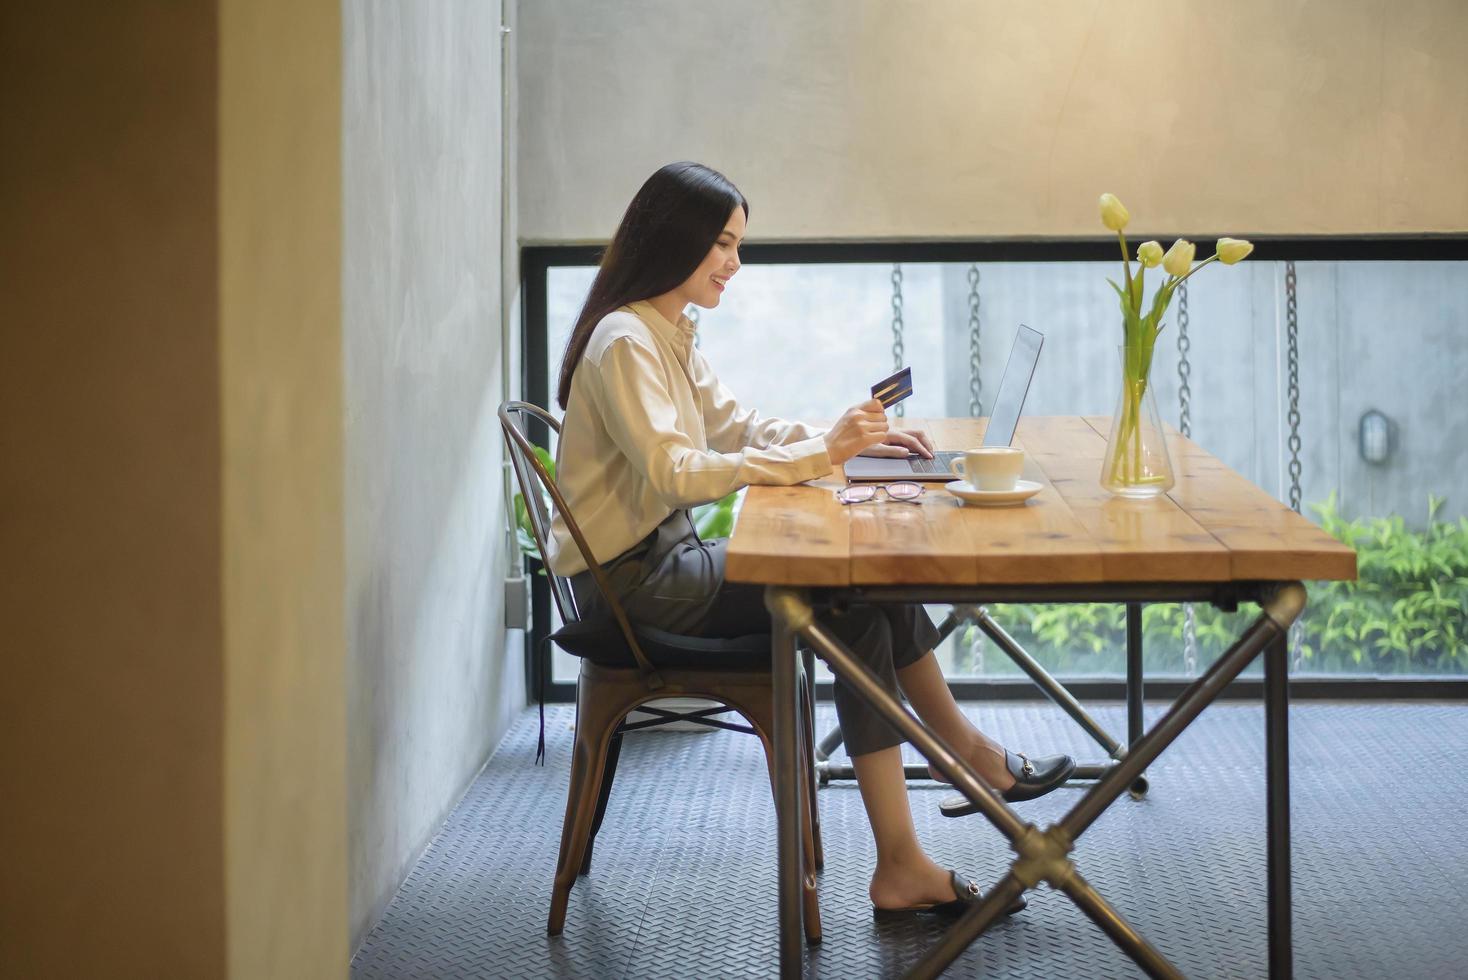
[
  {"xmin": 592, "ymin": 336, "xmax": 832, "ymax": 508},
  {"xmin": 691, "ymin": 346, "xmax": 829, "ymax": 454}
]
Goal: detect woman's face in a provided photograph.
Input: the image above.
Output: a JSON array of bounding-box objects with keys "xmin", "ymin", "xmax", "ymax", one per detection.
[{"xmin": 680, "ymin": 206, "xmax": 745, "ymax": 309}]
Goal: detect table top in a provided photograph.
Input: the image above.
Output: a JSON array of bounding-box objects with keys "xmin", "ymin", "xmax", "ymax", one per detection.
[{"xmin": 725, "ymin": 416, "xmax": 1358, "ymax": 587}]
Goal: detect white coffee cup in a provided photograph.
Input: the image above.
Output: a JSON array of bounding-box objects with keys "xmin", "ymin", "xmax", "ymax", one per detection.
[{"xmin": 952, "ymin": 446, "xmax": 1025, "ymax": 491}]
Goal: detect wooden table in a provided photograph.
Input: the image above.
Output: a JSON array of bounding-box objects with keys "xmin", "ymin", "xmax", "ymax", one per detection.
[{"xmin": 727, "ymin": 416, "xmax": 1357, "ymax": 979}]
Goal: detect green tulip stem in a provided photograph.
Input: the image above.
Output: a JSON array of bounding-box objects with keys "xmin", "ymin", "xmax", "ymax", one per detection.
[
  {"xmin": 1109, "ymin": 346, "xmax": 1160, "ymax": 486},
  {"xmin": 1117, "ymin": 230, "xmax": 1134, "ymax": 297}
]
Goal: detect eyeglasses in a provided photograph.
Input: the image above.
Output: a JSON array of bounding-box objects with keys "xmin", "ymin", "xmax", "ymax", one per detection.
[{"xmin": 836, "ymin": 481, "xmax": 925, "ymax": 505}]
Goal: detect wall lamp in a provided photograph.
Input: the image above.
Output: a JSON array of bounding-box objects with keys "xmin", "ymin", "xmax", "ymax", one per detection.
[{"xmin": 1358, "ymin": 409, "xmax": 1394, "ymax": 465}]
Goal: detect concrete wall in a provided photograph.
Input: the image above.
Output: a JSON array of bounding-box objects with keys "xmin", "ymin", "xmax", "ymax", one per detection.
[
  {"xmin": 343, "ymin": 0, "xmax": 523, "ymax": 948},
  {"xmin": 517, "ymin": 0, "xmax": 1468, "ymax": 242},
  {"xmin": 933, "ymin": 260, "xmax": 1468, "ymax": 524},
  {"xmin": 524, "ymin": 0, "xmax": 1467, "ymax": 525},
  {"xmin": 2, "ymin": 1, "xmax": 346, "ymax": 976}
]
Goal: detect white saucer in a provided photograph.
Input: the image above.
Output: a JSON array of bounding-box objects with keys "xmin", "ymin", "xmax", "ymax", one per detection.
[{"xmin": 945, "ymin": 479, "xmax": 1043, "ymax": 506}]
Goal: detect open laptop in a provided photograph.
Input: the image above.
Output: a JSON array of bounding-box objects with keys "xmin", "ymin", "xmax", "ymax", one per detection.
[{"xmin": 843, "ymin": 324, "xmax": 1044, "ymax": 482}]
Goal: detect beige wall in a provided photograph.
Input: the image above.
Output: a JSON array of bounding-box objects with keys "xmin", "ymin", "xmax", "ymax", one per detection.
[
  {"xmin": 517, "ymin": 0, "xmax": 1468, "ymax": 242},
  {"xmin": 1, "ymin": 1, "xmax": 346, "ymax": 976},
  {"xmin": 221, "ymin": 0, "xmax": 346, "ymax": 975}
]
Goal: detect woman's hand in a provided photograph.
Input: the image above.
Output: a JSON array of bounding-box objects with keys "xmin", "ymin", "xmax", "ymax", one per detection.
[
  {"xmin": 857, "ymin": 428, "xmax": 936, "ymax": 460},
  {"xmin": 822, "ymin": 399, "xmax": 890, "ymax": 466}
]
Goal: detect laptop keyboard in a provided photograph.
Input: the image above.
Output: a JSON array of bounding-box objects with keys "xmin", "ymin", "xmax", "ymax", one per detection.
[{"xmin": 908, "ymin": 451, "xmax": 963, "ymax": 474}]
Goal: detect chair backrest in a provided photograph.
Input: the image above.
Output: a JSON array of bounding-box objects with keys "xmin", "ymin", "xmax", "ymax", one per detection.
[
  {"xmin": 498, "ymin": 401, "xmax": 663, "ymax": 688},
  {"xmin": 500, "ymin": 402, "xmax": 578, "ymax": 624}
]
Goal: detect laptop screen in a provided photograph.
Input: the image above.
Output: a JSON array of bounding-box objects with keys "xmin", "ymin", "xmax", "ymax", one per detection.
[{"xmin": 982, "ymin": 325, "xmax": 1044, "ymax": 447}]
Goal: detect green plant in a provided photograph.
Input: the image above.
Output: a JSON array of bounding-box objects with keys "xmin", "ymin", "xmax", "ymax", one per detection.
[
  {"xmin": 692, "ymin": 490, "xmax": 741, "ymax": 539},
  {"xmin": 512, "ymin": 446, "xmax": 557, "ymax": 568},
  {"xmin": 1299, "ymin": 492, "xmax": 1468, "ymax": 671},
  {"xmin": 951, "ymin": 492, "xmax": 1468, "ymax": 676},
  {"xmin": 512, "ymin": 443, "xmax": 742, "ymax": 569}
]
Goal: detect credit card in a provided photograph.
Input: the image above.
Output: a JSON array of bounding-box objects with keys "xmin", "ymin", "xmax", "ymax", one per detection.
[{"xmin": 871, "ymin": 366, "xmax": 913, "ymax": 408}]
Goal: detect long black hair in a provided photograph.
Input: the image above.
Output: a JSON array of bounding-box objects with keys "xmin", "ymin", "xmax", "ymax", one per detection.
[{"xmin": 555, "ymin": 162, "xmax": 748, "ymax": 409}]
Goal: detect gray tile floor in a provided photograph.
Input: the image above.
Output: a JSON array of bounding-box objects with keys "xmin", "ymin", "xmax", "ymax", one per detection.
[{"xmin": 351, "ymin": 701, "xmax": 1468, "ymax": 979}]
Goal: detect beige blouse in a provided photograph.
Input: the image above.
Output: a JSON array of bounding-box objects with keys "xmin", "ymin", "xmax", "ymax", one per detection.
[{"xmin": 546, "ymin": 300, "xmax": 832, "ymax": 576}]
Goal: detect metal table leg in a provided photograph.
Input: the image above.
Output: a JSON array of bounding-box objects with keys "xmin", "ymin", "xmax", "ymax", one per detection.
[
  {"xmin": 1265, "ymin": 629, "xmax": 1293, "ymax": 978},
  {"xmin": 767, "ymin": 582, "xmax": 1308, "ymax": 980},
  {"xmin": 973, "ymin": 608, "xmax": 1124, "ymax": 759},
  {"xmin": 767, "ymin": 593, "xmax": 1030, "ymax": 841},
  {"xmin": 1062, "ymin": 871, "xmax": 1181, "ymax": 980},
  {"xmin": 768, "ymin": 609, "xmax": 804, "ymax": 978},
  {"xmin": 1126, "ymin": 602, "xmax": 1149, "ymax": 797},
  {"xmin": 814, "ymin": 720, "xmax": 845, "ymax": 763},
  {"xmin": 973, "ymin": 606, "xmax": 1137, "ymax": 789}
]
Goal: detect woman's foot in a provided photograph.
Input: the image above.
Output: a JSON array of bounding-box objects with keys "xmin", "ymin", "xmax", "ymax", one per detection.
[
  {"xmin": 870, "ymin": 864, "xmax": 1027, "ymax": 919},
  {"xmin": 924, "ymin": 733, "xmax": 1016, "ymax": 793},
  {"xmin": 869, "ymin": 855, "xmax": 961, "ymax": 911},
  {"xmin": 939, "ymin": 751, "xmax": 1077, "ymax": 815}
]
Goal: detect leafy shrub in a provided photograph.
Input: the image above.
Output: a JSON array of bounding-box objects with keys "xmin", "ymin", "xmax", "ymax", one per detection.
[
  {"xmin": 1300, "ymin": 493, "xmax": 1467, "ymax": 671},
  {"xmin": 955, "ymin": 493, "xmax": 1468, "ymax": 676}
]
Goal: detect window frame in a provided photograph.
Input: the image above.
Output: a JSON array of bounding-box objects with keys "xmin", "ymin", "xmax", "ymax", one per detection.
[{"xmin": 521, "ymin": 236, "xmax": 1468, "ymax": 705}]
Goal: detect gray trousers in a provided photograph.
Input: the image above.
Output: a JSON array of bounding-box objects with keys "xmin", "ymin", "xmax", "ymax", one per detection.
[{"xmin": 571, "ymin": 510, "xmax": 940, "ymax": 757}]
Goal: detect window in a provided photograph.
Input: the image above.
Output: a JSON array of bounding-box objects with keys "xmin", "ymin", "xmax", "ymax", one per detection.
[{"xmin": 527, "ymin": 246, "xmax": 1468, "ymax": 689}]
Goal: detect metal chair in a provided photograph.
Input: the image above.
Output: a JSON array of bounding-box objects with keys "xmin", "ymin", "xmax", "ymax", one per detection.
[{"xmin": 498, "ymin": 401, "xmax": 823, "ymax": 941}]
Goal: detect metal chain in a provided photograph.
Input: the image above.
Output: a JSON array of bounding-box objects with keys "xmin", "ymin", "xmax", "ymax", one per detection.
[
  {"xmin": 1176, "ymin": 283, "xmax": 1192, "ymax": 439},
  {"xmin": 890, "ymin": 263, "xmax": 906, "ymax": 418},
  {"xmin": 1285, "ymin": 259, "xmax": 1309, "ymax": 668},
  {"xmin": 1280, "ymin": 264, "xmax": 1303, "ymax": 513},
  {"xmin": 1285, "ymin": 262, "xmax": 1302, "ymax": 512},
  {"xmin": 967, "ymin": 264, "xmax": 983, "ymax": 417},
  {"xmin": 1176, "ymin": 282, "xmax": 1198, "ymax": 675},
  {"xmin": 972, "ymin": 606, "xmax": 986, "ymax": 674},
  {"xmin": 1181, "ymin": 598, "xmax": 1199, "ymax": 677}
]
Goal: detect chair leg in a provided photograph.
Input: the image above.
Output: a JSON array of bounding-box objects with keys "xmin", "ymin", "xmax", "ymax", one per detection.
[
  {"xmin": 548, "ymin": 673, "xmax": 636, "ymax": 936},
  {"xmin": 793, "ymin": 689, "xmax": 823, "ymax": 944},
  {"xmin": 580, "ymin": 731, "xmax": 623, "ymax": 876},
  {"xmin": 745, "ymin": 690, "xmax": 823, "ymax": 945},
  {"xmin": 800, "ymin": 654, "xmax": 824, "ymax": 871}
]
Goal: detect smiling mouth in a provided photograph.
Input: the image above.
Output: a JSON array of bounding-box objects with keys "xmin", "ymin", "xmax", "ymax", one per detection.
[{"xmin": 711, "ymin": 275, "xmax": 728, "ymax": 291}]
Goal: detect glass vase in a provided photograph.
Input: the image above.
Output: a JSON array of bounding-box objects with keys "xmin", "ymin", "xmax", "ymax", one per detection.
[{"xmin": 1100, "ymin": 344, "xmax": 1175, "ymax": 498}]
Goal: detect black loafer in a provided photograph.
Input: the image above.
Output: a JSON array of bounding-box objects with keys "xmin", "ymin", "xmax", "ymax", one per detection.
[
  {"xmin": 939, "ymin": 751, "xmax": 1076, "ymax": 817},
  {"xmin": 872, "ymin": 870, "xmax": 1027, "ymax": 921}
]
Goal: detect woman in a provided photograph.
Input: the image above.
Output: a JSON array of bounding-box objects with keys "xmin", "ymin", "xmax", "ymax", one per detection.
[{"xmin": 546, "ymin": 161, "xmax": 1074, "ymax": 918}]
